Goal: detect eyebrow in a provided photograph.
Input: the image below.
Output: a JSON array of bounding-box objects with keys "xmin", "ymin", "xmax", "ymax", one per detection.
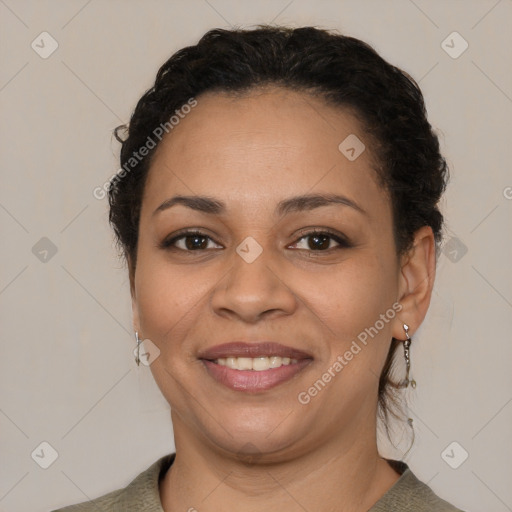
[{"xmin": 152, "ymin": 193, "xmax": 367, "ymax": 218}]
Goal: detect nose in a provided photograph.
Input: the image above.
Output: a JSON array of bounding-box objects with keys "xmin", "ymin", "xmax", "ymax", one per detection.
[{"xmin": 210, "ymin": 243, "xmax": 297, "ymax": 324}]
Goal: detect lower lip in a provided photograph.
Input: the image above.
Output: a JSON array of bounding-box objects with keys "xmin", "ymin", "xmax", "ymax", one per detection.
[{"xmin": 202, "ymin": 359, "xmax": 312, "ymax": 392}]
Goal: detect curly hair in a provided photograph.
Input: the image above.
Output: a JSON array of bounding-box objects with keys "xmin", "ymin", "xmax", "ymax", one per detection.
[{"xmin": 109, "ymin": 25, "xmax": 449, "ymax": 434}]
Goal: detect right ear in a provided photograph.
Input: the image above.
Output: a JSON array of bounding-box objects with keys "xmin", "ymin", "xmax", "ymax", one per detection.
[
  {"xmin": 127, "ymin": 255, "xmax": 139, "ymax": 333},
  {"xmin": 131, "ymin": 296, "xmax": 140, "ymax": 334}
]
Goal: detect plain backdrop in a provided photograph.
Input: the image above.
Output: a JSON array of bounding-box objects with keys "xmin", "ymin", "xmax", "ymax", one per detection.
[{"xmin": 1, "ymin": 1, "xmax": 511, "ymax": 511}]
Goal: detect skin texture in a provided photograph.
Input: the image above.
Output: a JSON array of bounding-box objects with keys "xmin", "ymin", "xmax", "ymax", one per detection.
[{"xmin": 129, "ymin": 86, "xmax": 436, "ymax": 512}]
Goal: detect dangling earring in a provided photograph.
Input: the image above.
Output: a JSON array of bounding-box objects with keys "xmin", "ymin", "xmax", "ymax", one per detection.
[
  {"xmin": 399, "ymin": 323, "xmax": 416, "ymax": 389},
  {"xmin": 134, "ymin": 331, "xmax": 142, "ymax": 366},
  {"xmin": 398, "ymin": 323, "xmax": 416, "ymax": 458},
  {"xmin": 402, "ymin": 417, "xmax": 415, "ymax": 459}
]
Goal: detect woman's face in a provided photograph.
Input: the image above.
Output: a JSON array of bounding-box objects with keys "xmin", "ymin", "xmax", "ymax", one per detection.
[{"xmin": 131, "ymin": 87, "xmax": 409, "ymax": 460}]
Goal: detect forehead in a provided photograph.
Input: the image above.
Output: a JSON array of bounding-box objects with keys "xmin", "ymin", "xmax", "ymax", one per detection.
[{"xmin": 141, "ymin": 86, "xmax": 389, "ymax": 221}]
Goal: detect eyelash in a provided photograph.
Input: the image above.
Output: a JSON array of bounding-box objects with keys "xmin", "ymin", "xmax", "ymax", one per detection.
[{"xmin": 159, "ymin": 228, "xmax": 352, "ymax": 253}]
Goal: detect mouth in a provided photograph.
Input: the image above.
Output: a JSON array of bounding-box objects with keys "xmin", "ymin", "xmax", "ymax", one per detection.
[
  {"xmin": 198, "ymin": 342, "xmax": 313, "ymax": 393},
  {"xmin": 213, "ymin": 355, "xmax": 299, "ymax": 370}
]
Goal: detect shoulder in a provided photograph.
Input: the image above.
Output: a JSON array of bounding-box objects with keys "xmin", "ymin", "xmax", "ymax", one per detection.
[
  {"xmin": 370, "ymin": 460, "xmax": 466, "ymax": 512},
  {"xmin": 49, "ymin": 453, "xmax": 175, "ymax": 512}
]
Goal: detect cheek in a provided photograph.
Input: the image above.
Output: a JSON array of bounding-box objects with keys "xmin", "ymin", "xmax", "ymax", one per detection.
[
  {"xmin": 311, "ymin": 253, "xmax": 398, "ymax": 340},
  {"xmin": 134, "ymin": 252, "xmax": 214, "ymax": 351},
  {"xmin": 307, "ymin": 257, "xmax": 398, "ymax": 398}
]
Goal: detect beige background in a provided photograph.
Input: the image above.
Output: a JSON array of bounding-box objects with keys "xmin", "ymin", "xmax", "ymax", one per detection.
[{"xmin": 1, "ymin": 1, "xmax": 511, "ymax": 511}]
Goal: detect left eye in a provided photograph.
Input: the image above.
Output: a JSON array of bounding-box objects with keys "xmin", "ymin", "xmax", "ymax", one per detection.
[{"xmin": 290, "ymin": 231, "xmax": 349, "ymax": 251}]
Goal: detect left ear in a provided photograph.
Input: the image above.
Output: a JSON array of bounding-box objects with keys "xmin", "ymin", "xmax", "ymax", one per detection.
[{"xmin": 392, "ymin": 225, "xmax": 437, "ymax": 340}]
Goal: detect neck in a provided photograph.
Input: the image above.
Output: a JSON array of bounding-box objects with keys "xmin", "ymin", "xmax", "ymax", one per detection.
[{"xmin": 159, "ymin": 413, "xmax": 400, "ymax": 512}]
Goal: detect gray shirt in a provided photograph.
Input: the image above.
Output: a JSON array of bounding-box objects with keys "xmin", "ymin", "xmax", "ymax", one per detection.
[{"xmin": 51, "ymin": 453, "xmax": 464, "ymax": 511}]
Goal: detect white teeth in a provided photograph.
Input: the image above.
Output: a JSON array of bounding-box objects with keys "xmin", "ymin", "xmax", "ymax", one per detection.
[
  {"xmin": 226, "ymin": 357, "xmax": 237, "ymax": 369},
  {"xmin": 269, "ymin": 356, "xmax": 282, "ymax": 368},
  {"xmin": 214, "ymin": 356, "xmax": 299, "ymax": 371},
  {"xmin": 252, "ymin": 357, "xmax": 270, "ymax": 371},
  {"xmin": 237, "ymin": 357, "xmax": 253, "ymax": 370}
]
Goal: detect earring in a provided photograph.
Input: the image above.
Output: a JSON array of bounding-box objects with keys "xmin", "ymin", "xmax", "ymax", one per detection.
[
  {"xmin": 402, "ymin": 417, "xmax": 415, "ymax": 459},
  {"xmin": 399, "ymin": 323, "xmax": 416, "ymax": 389},
  {"xmin": 134, "ymin": 331, "xmax": 142, "ymax": 366}
]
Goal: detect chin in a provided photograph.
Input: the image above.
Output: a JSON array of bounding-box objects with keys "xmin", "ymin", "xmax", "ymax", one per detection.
[{"xmin": 192, "ymin": 405, "xmax": 313, "ymax": 460}]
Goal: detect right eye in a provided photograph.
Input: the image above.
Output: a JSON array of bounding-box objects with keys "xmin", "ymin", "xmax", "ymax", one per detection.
[{"xmin": 160, "ymin": 230, "xmax": 223, "ymax": 252}]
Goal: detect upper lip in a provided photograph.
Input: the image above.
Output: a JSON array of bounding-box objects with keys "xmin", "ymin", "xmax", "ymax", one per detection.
[{"xmin": 198, "ymin": 342, "xmax": 313, "ymax": 361}]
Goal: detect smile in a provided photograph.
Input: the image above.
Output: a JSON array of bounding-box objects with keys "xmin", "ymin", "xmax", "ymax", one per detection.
[
  {"xmin": 198, "ymin": 341, "xmax": 313, "ymax": 392},
  {"xmin": 214, "ymin": 356, "xmax": 299, "ymax": 371}
]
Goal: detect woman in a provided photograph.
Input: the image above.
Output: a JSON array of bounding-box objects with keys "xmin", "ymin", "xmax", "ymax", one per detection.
[{"xmin": 53, "ymin": 25, "xmax": 464, "ymax": 511}]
